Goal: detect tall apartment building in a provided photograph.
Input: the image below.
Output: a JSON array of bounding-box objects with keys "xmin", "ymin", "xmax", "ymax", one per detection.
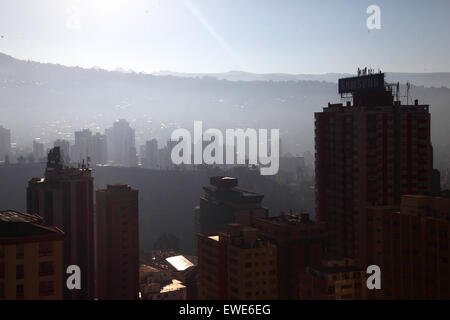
[
  {"xmin": 197, "ymin": 224, "xmax": 277, "ymax": 300},
  {"xmin": 72, "ymin": 129, "xmax": 107, "ymax": 165},
  {"xmin": 367, "ymin": 192, "xmax": 450, "ymax": 299},
  {"xmin": 96, "ymin": 184, "xmax": 139, "ymax": 300},
  {"xmin": 253, "ymin": 213, "xmax": 327, "ymax": 299},
  {"xmin": 27, "ymin": 147, "xmax": 95, "ymax": 299},
  {"xmin": 33, "ymin": 139, "xmax": 45, "ymax": 162},
  {"xmin": 196, "ymin": 176, "xmax": 268, "ymax": 235},
  {"xmin": 0, "ymin": 125, "xmax": 11, "ymax": 162},
  {"xmin": 0, "ymin": 210, "xmax": 64, "ymax": 300},
  {"xmin": 315, "ymin": 71, "xmax": 432, "ymax": 262},
  {"xmin": 53, "ymin": 139, "xmax": 71, "ymax": 164},
  {"xmin": 105, "ymin": 119, "xmax": 137, "ymax": 167},
  {"xmin": 142, "ymin": 139, "xmax": 159, "ymax": 169},
  {"xmin": 197, "ymin": 232, "xmax": 227, "ymax": 300},
  {"xmin": 298, "ymin": 258, "xmax": 366, "ymax": 300},
  {"xmin": 91, "ymin": 132, "xmax": 107, "ymax": 165}
]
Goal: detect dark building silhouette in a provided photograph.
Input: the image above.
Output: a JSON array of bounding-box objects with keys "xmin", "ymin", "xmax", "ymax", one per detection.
[
  {"xmin": 0, "ymin": 125, "xmax": 11, "ymax": 163},
  {"xmin": 195, "ymin": 176, "xmax": 268, "ymax": 235},
  {"xmin": 315, "ymin": 72, "xmax": 432, "ymax": 263},
  {"xmin": 26, "ymin": 147, "xmax": 95, "ymax": 299},
  {"xmin": 432, "ymin": 169, "xmax": 441, "ymax": 196},
  {"xmin": 253, "ymin": 212, "xmax": 327, "ymax": 299},
  {"xmin": 95, "ymin": 184, "xmax": 139, "ymax": 300},
  {"xmin": 197, "ymin": 224, "xmax": 277, "ymax": 300},
  {"xmin": 299, "ymin": 258, "xmax": 366, "ymax": 300},
  {"xmin": 367, "ymin": 193, "xmax": 450, "ymax": 299}
]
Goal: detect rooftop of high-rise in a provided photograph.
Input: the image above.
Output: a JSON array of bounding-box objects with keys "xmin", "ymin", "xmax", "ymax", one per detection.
[
  {"xmin": 261, "ymin": 212, "xmax": 318, "ymax": 226},
  {"xmin": 203, "ymin": 176, "xmax": 264, "ymax": 203}
]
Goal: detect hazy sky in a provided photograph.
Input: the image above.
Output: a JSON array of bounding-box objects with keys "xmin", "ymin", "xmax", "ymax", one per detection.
[{"xmin": 0, "ymin": 0, "xmax": 449, "ymax": 74}]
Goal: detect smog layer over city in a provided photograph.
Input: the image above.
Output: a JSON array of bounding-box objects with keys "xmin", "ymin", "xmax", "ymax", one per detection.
[{"xmin": 1, "ymin": 0, "xmax": 450, "ymax": 308}]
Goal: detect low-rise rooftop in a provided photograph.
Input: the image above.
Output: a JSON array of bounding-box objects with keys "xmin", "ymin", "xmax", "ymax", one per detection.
[
  {"xmin": 0, "ymin": 210, "xmax": 64, "ymax": 240},
  {"xmin": 165, "ymin": 255, "xmax": 194, "ymax": 272}
]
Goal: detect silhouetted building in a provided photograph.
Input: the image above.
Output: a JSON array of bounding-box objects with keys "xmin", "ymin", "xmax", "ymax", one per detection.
[
  {"xmin": 196, "ymin": 176, "xmax": 268, "ymax": 235},
  {"xmin": 0, "ymin": 125, "xmax": 11, "ymax": 162},
  {"xmin": 299, "ymin": 258, "xmax": 366, "ymax": 300},
  {"xmin": 253, "ymin": 212, "xmax": 327, "ymax": 299},
  {"xmin": 33, "ymin": 139, "xmax": 45, "ymax": 162},
  {"xmin": 91, "ymin": 133, "xmax": 107, "ymax": 165},
  {"xmin": 96, "ymin": 184, "xmax": 139, "ymax": 300},
  {"xmin": 71, "ymin": 129, "xmax": 107, "ymax": 165},
  {"xmin": 197, "ymin": 224, "xmax": 277, "ymax": 300},
  {"xmin": 315, "ymin": 72, "xmax": 432, "ymax": 263},
  {"xmin": 367, "ymin": 193, "xmax": 450, "ymax": 299},
  {"xmin": 277, "ymin": 156, "xmax": 307, "ymax": 184},
  {"xmin": 53, "ymin": 139, "xmax": 71, "ymax": 164},
  {"xmin": 72, "ymin": 129, "xmax": 91, "ymax": 164},
  {"xmin": 432, "ymin": 169, "xmax": 441, "ymax": 196},
  {"xmin": 105, "ymin": 119, "xmax": 137, "ymax": 167},
  {"xmin": 0, "ymin": 210, "xmax": 64, "ymax": 300},
  {"xmin": 143, "ymin": 139, "xmax": 158, "ymax": 169},
  {"xmin": 27, "ymin": 147, "xmax": 95, "ymax": 299}
]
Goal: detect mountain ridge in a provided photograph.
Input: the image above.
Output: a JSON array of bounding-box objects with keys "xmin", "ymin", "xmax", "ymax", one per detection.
[{"xmin": 2, "ymin": 52, "xmax": 450, "ymax": 88}]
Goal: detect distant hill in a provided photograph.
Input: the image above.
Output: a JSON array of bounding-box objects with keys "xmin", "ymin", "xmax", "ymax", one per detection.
[
  {"xmin": 153, "ymin": 70, "xmax": 450, "ymax": 88},
  {"xmin": 0, "ymin": 52, "xmax": 449, "ymax": 155}
]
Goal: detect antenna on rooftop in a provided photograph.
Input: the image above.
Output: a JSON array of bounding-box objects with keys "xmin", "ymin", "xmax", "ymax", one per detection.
[{"xmin": 406, "ymin": 82, "xmax": 411, "ymax": 105}]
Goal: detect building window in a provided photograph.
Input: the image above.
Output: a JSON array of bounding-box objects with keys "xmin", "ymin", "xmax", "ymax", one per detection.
[
  {"xmin": 39, "ymin": 242, "xmax": 53, "ymax": 257},
  {"xmin": 16, "ymin": 244, "xmax": 24, "ymax": 259},
  {"xmin": 16, "ymin": 284, "xmax": 24, "ymax": 299},
  {"xmin": 39, "ymin": 281, "xmax": 54, "ymax": 297},
  {"xmin": 16, "ymin": 264, "xmax": 24, "ymax": 279},
  {"xmin": 39, "ymin": 261, "xmax": 54, "ymax": 277}
]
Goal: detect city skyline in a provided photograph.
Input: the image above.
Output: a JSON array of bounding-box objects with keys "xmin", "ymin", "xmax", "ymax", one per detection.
[
  {"xmin": 1, "ymin": 70, "xmax": 450, "ymax": 303},
  {"xmin": 1, "ymin": 1, "xmax": 450, "ymax": 306}
]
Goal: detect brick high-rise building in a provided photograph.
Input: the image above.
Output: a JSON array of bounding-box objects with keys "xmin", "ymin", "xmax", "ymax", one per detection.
[
  {"xmin": 197, "ymin": 224, "xmax": 277, "ymax": 300},
  {"xmin": 96, "ymin": 184, "xmax": 139, "ymax": 300},
  {"xmin": 197, "ymin": 232, "xmax": 228, "ymax": 300},
  {"xmin": 71, "ymin": 130, "xmax": 107, "ymax": 166},
  {"xmin": 367, "ymin": 192, "xmax": 450, "ymax": 299},
  {"xmin": 0, "ymin": 210, "xmax": 64, "ymax": 300},
  {"xmin": 315, "ymin": 71, "xmax": 432, "ymax": 262},
  {"xmin": 196, "ymin": 176, "xmax": 268, "ymax": 235},
  {"xmin": 253, "ymin": 212, "xmax": 327, "ymax": 299},
  {"xmin": 105, "ymin": 119, "xmax": 137, "ymax": 167},
  {"xmin": 27, "ymin": 147, "xmax": 95, "ymax": 299},
  {"xmin": 298, "ymin": 258, "xmax": 366, "ymax": 300}
]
